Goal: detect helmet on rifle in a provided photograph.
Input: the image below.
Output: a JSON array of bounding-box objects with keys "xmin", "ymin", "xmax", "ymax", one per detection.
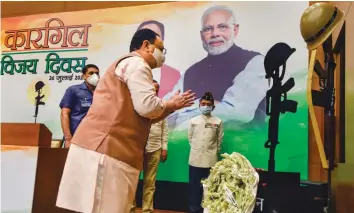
[
  {"xmin": 35, "ymin": 81, "xmax": 45, "ymax": 92},
  {"xmin": 264, "ymin": 42, "xmax": 296, "ymax": 79},
  {"xmin": 300, "ymin": 2, "xmax": 344, "ymax": 50}
]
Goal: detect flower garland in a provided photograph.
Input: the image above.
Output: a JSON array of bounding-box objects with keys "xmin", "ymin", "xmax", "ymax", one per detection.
[{"xmin": 202, "ymin": 152, "xmax": 259, "ymax": 213}]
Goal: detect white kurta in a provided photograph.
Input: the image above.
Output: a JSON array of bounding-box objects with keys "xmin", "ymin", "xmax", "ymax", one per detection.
[{"xmin": 56, "ymin": 144, "xmax": 140, "ymax": 213}]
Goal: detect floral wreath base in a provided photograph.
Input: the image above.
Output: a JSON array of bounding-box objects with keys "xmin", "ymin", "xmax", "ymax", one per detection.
[{"xmin": 202, "ymin": 152, "xmax": 259, "ymax": 213}]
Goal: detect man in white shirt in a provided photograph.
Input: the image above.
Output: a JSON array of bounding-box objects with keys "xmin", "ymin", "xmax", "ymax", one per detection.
[
  {"xmin": 130, "ymin": 80, "xmax": 169, "ymax": 213},
  {"xmin": 188, "ymin": 92, "xmax": 224, "ymax": 213}
]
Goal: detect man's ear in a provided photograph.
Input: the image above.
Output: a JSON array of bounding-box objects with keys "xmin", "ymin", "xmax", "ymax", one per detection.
[
  {"xmin": 233, "ymin": 24, "xmax": 239, "ymax": 37},
  {"xmin": 142, "ymin": 40, "xmax": 150, "ymax": 50},
  {"xmin": 200, "ymin": 31, "xmax": 206, "ymax": 44}
]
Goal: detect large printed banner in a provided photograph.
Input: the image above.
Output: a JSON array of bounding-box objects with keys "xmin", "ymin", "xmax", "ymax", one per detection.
[{"xmin": 1, "ymin": 1, "xmax": 309, "ymax": 181}]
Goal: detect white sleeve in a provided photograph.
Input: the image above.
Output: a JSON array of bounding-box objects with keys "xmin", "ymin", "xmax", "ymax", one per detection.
[
  {"xmin": 217, "ymin": 121, "xmax": 224, "ymax": 153},
  {"xmin": 212, "ymin": 55, "xmax": 270, "ymax": 122},
  {"xmin": 188, "ymin": 120, "xmax": 194, "ymax": 145},
  {"xmin": 161, "ymin": 119, "xmax": 168, "ymax": 150},
  {"xmin": 115, "ymin": 56, "xmax": 166, "ymax": 119},
  {"xmin": 168, "ymin": 55, "xmax": 269, "ymax": 127}
]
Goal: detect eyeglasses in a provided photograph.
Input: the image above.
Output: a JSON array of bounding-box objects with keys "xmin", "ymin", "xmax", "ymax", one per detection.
[
  {"xmin": 151, "ymin": 43, "xmax": 167, "ymax": 55},
  {"xmin": 157, "ymin": 46, "xmax": 167, "ymax": 55}
]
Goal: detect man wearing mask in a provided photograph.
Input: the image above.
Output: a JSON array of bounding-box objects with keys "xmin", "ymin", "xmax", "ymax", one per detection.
[
  {"xmin": 56, "ymin": 29, "xmax": 195, "ymax": 213},
  {"xmin": 59, "ymin": 64, "xmax": 100, "ymax": 148},
  {"xmin": 188, "ymin": 92, "xmax": 224, "ymax": 213},
  {"xmin": 130, "ymin": 80, "xmax": 169, "ymax": 213},
  {"xmin": 137, "ymin": 20, "xmax": 181, "ymax": 98}
]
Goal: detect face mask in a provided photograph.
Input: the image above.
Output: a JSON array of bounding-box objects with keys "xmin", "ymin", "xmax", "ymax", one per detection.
[
  {"xmin": 87, "ymin": 73, "xmax": 99, "ymax": 86},
  {"xmin": 151, "ymin": 47, "xmax": 165, "ymax": 68},
  {"xmin": 200, "ymin": 106, "xmax": 213, "ymax": 115}
]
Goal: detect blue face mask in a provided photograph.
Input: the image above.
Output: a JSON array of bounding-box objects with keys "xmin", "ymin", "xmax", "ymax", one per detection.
[{"xmin": 200, "ymin": 106, "xmax": 213, "ymax": 115}]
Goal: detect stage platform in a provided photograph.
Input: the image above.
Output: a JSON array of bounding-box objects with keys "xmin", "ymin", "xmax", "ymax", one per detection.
[
  {"xmin": 1, "ymin": 145, "xmax": 328, "ymax": 213},
  {"xmin": 1, "ymin": 125, "xmax": 327, "ymax": 213},
  {"xmin": 136, "ymin": 209, "xmax": 183, "ymax": 213}
]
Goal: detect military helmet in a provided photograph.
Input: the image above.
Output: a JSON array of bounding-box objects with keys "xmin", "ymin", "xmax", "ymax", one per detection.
[
  {"xmin": 264, "ymin": 42, "xmax": 296, "ymax": 79},
  {"xmin": 35, "ymin": 81, "xmax": 45, "ymax": 92},
  {"xmin": 300, "ymin": 2, "xmax": 344, "ymax": 50}
]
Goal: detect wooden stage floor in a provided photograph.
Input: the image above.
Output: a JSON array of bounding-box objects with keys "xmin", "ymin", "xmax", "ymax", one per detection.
[{"xmin": 136, "ymin": 209, "xmax": 184, "ymax": 213}]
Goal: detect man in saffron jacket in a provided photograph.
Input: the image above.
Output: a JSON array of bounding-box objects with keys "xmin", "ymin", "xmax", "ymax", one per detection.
[{"xmin": 56, "ymin": 29, "xmax": 195, "ymax": 213}]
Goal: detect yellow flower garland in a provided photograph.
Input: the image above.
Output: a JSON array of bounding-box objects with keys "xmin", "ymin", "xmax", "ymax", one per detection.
[{"xmin": 202, "ymin": 152, "xmax": 259, "ymax": 213}]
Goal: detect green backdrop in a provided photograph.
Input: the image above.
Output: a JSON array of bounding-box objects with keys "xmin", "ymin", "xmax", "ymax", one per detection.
[{"xmin": 147, "ymin": 70, "xmax": 308, "ymax": 182}]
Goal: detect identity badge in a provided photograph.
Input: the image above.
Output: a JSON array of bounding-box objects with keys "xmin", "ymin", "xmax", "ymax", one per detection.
[
  {"xmin": 205, "ymin": 123, "xmax": 218, "ymax": 128},
  {"xmin": 81, "ymin": 98, "xmax": 92, "ymax": 107}
]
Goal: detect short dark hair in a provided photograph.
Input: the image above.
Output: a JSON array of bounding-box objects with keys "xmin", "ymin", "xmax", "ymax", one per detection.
[
  {"xmin": 130, "ymin": 29, "xmax": 158, "ymax": 52},
  {"xmin": 200, "ymin": 92, "xmax": 214, "ymax": 104},
  {"xmin": 137, "ymin": 20, "xmax": 165, "ymax": 40},
  {"xmin": 83, "ymin": 64, "xmax": 99, "ymax": 74}
]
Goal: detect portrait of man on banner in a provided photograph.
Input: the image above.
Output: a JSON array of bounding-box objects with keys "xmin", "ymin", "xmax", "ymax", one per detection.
[{"xmin": 165, "ymin": 5, "xmax": 270, "ymax": 131}]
